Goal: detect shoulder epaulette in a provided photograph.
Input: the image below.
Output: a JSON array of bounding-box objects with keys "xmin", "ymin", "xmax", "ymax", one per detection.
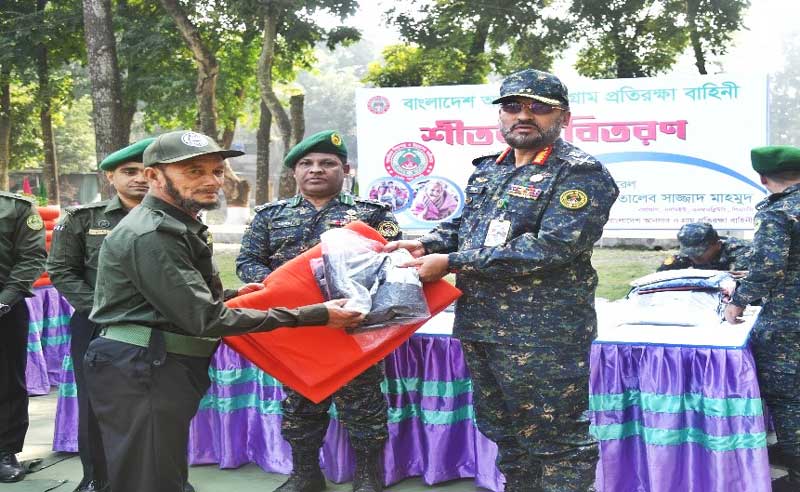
[
  {"xmin": 254, "ymin": 200, "xmax": 287, "ymax": 213},
  {"xmin": 152, "ymin": 209, "xmax": 187, "ymax": 235},
  {"xmin": 65, "ymin": 200, "xmax": 108, "ymax": 215},
  {"xmin": 354, "ymin": 196, "xmax": 390, "ymax": 210},
  {"xmin": 0, "ymin": 190, "xmax": 36, "ymax": 204},
  {"xmin": 472, "ymin": 153, "xmax": 502, "ymax": 166}
]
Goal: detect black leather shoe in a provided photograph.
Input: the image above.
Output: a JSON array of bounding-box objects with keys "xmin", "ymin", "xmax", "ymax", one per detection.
[
  {"xmin": 74, "ymin": 479, "xmax": 110, "ymax": 491},
  {"xmin": 184, "ymin": 481, "xmax": 196, "ymax": 492},
  {"xmin": 0, "ymin": 452, "xmax": 25, "ymax": 483}
]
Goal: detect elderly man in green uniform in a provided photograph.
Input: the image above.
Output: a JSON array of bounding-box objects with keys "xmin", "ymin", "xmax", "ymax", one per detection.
[
  {"xmin": 83, "ymin": 130, "xmax": 364, "ymax": 492},
  {"xmin": 724, "ymin": 146, "xmax": 800, "ymax": 492},
  {"xmin": 657, "ymin": 222, "xmax": 751, "ymax": 272},
  {"xmin": 387, "ymin": 69, "xmax": 619, "ymax": 492},
  {"xmin": 48, "ymin": 138, "xmax": 190, "ymax": 492},
  {"xmin": 236, "ymin": 130, "xmax": 400, "ymax": 492},
  {"xmin": 0, "ymin": 191, "xmax": 46, "ymax": 483}
]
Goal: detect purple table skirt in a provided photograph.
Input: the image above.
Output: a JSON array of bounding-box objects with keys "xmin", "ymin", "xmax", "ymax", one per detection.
[
  {"xmin": 54, "ymin": 336, "xmax": 504, "ymax": 491},
  {"xmin": 26, "ymin": 285, "xmax": 74, "ymax": 395},
  {"xmin": 590, "ymin": 343, "xmax": 771, "ymax": 492}
]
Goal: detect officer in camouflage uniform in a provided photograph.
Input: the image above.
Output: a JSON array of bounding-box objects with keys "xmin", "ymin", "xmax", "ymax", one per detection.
[
  {"xmin": 84, "ymin": 130, "xmax": 363, "ymax": 492},
  {"xmin": 47, "ymin": 138, "xmax": 151, "ymax": 492},
  {"xmin": 657, "ymin": 222, "xmax": 751, "ymax": 272},
  {"xmin": 0, "ymin": 191, "xmax": 46, "ymax": 483},
  {"xmin": 724, "ymin": 146, "xmax": 800, "ymax": 492},
  {"xmin": 236, "ymin": 130, "xmax": 401, "ymax": 492},
  {"xmin": 386, "ymin": 69, "xmax": 619, "ymax": 492}
]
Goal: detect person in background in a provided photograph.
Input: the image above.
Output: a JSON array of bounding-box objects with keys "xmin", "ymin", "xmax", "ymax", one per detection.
[
  {"xmin": 724, "ymin": 145, "xmax": 800, "ymax": 492},
  {"xmin": 657, "ymin": 222, "xmax": 751, "ymax": 272},
  {"xmin": 0, "ymin": 191, "xmax": 46, "ymax": 483},
  {"xmin": 237, "ymin": 130, "xmax": 400, "ymax": 492}
]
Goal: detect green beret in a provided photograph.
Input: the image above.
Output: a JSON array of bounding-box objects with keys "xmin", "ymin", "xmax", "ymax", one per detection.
[
  {"xmin": 283, "ymin": 130, "xmax": 347, "ymax": 168},
  {"xmin": 99, "ymin": 137, "xmax": 155, "ymax": 171},
  {"xmin": 751, "ymin": 145, "xmax": 800, "ymax": 174}
]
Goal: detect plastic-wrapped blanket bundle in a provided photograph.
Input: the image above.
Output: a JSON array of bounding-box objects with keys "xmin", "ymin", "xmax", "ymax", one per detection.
[{"xmin": 316, "ymin": 228, "xmax": 430, "ymax": 332}]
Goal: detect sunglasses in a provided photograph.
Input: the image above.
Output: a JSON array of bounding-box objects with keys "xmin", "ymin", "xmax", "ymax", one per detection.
[{"xmin": 500, "ymin": 100, "xmax": 565, "ymax": 115}]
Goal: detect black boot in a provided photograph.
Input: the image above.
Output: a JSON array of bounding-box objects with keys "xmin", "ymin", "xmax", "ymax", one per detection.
[
  {"xmin": 353, "ymin": 448, "xmax": 383, "ymax": 492},
  {"xmin": 273, "ymin": 448, "xmax": 326, "ymax": 492},
  {"xmin": 772, "ymin": 475, "xmax": 800, "ymax": 492},
  {"xmin": 0, "ymin": 451, "xmax": 25, "ymax": 483},
  {"xmin": 183, "ymin": 481, "xmax": 196, "ymax": 492},
  {"xmin": 73, "ymin": 479, "xmax": 110, "ymax": 491}
]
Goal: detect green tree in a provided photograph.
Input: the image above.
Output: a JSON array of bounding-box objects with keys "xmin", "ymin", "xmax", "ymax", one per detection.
[
  {"xmin": 685, "ymin": 0, "xmax": 749, "ymax": 74},
  {"xmin": 54, "ymin": 94, "xmax": 97, "ymax": 173},
  {"xmin": 571, "ymin": 0, "xmax": 689, "ymax": 78},
  {"xmin": 770, "ymin": 29, "xmax": 800, "ymax": 146},
  {"xmin": 368, "ymin": 0, "xmax": 570, "ymax": 87},
  {"xmin": 254, "ymin": 0, "xmax": 360, "ymax": 198}
]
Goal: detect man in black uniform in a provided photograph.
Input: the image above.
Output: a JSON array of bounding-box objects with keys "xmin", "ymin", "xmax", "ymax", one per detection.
[
  {"xmin": 49, "ymin": 138, "xmax": 153, "ymax": 492},
  {"xmin": 236, "ymin": 130, "xmax": 400, "ymax": 492},
  {"xmin": 84, "ymin": 130, "xmax": 363, "ymax": 492},
  {"xmin": 0, "ymin": 191, "xmax": 47, "ymax": 483}
]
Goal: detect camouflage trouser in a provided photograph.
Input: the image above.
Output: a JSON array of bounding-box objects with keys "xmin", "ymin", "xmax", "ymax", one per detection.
[
  {"xmin": 281, "ymin": 363, "xmax": 388, "ymax": 455},
  {"xmin": 751, "ymin": 328, "xmax": 800, "ymax": 483},
  {"xmin": 461, "ymin": 341, "xmax": 597, "ymax": 492}
]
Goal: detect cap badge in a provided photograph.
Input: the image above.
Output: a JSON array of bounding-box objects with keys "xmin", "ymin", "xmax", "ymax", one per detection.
[
  {"xmin": 181, "ymin": 131, "xmax": 209, "ymax": 148},
  {"xmin": 331, "ymin": 133, "xmax": 342, "ymax": 146}
]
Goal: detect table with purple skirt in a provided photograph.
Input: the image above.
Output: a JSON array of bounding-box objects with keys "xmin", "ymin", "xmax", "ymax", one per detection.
[
  {"xmin": 25, "ymin": 285, "xmax": 74, "ymax": 396},
  {"xmin": 590, "ymin": 301, "xmax": 771, "ymax": 492},
  {"xmin": 49, "ymin": 311, "xmax": 505, "ymax": 490},
  {"xmin": 33, "ymin": 284, "xmax": 773, "ymax": 491}
]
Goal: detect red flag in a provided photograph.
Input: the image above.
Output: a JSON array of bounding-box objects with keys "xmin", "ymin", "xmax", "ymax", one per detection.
[
  {"xmin": 224, "ymin": 221, "xmax": 461, "ymax": 403},
  {"xmin": 22, "ymin": 176, "xmax": 33, "ymax": 195}
]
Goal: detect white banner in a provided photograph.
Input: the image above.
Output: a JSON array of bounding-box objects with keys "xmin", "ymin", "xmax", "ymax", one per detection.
[{"xmin": 355, "ymin": 73, "xmax": 768, "ymax": 238}]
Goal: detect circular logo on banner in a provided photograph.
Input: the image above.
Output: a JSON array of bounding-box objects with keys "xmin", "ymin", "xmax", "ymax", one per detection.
[
  {"xmin": 180, "ymin": 131, "xmax": 209, "ymax": 148},
  {"xmin": 384, "ymin": 142, "xmax": 435, "ymax": 181},
  {"xmin": 367, "ymin": 95, "xmax": 390, "ymax": 115}
]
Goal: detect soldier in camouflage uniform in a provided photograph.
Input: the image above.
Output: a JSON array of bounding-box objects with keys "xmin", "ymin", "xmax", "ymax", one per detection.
[
  {"xmin": 724, "ymin": 146, "xmax": 800, "ymax": 492},
  {"xmin": 657, "ymin": 222, "xmax": 751, "ymax": 272},
  {"xmin": 0, "ymin": 192, "xmax": 46, "ymax": 483},
  {"xmin": 236, "ymin": 130, "xmax": 401, "ymax": 492},
  {"xmin": 386, "ymin": 69, "xmax": 619, "ymax": 492}
]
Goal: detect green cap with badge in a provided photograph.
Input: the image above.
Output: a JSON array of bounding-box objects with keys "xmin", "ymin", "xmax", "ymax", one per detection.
[
  {"xmin": 99, "ymin": 137, "xmax": 156, "ymax": 171},
  {"xmin": 283, "ymin": 130, "xmax": 347, "ymax": 168},
  {"xmin": 492, "ymin": 68, "xmax": 570, "ymax": 108},
  {"xmin": 143, "ymin": 130, "xmax": 244, "ymax": 167},
  {"xmin": 751, "ymin": 145, "xmax": 800, "ymax": 174}
]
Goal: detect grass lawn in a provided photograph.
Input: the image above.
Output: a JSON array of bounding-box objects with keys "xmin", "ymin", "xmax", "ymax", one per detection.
[{"xmin": 214, "ymin": 246, "xmax": 674, "ymax": 303}]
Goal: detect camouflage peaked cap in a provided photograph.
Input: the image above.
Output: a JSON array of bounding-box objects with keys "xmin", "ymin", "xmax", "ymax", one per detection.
[
  {"xmin": 283, "ymin": 130, "xmax": 348, "ymax": 168},
  {"xmin": 751, "ymin": 145, "xmax": 800, "ymax": 174},
  {"xmin": 677, "ymin": 222, "xmax": 719, "ymax": 258},
  {"xmin": 99, "ymin": 137, "xmax": 155, "ymax": 171},
  {"xmin": 492, "ymin": 69, "xmax": 570, "ymax": 108},
  {"xmin": 143, "ymin": 130, "xmax": 243, "ymax": 167}
]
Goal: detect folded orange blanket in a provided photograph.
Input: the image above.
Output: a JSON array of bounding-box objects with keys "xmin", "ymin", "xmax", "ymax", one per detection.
[{"xmin": 224, "ymin": 221, "xmax": 461, "ymax": 403}]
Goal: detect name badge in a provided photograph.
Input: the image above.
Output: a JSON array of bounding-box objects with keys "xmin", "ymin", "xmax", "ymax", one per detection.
[
  {"xmin": 88, "ymin": 228, "xmax": 111, "ymax": 235},
  {"xmin": 484, "ymin": 219, "xmax": 511, "ymax": 247}
]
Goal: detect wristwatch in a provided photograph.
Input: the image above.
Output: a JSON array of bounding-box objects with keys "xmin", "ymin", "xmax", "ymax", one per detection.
[{"xmin": 0, "ymin": 303, "xmax": 10, "ymax": 315}]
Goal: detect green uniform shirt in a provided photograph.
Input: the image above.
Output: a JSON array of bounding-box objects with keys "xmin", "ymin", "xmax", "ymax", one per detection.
[
  {"xmin": 47, "ymin": 195, "xmax": 129, "ymax": 314},
  {"xmin": 89, "ymin": 194, "xmax": 328, "ymax": 337},
  {"xmin": 0, "ymin": 191, "xmax": 47, "ymax": 306}
]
